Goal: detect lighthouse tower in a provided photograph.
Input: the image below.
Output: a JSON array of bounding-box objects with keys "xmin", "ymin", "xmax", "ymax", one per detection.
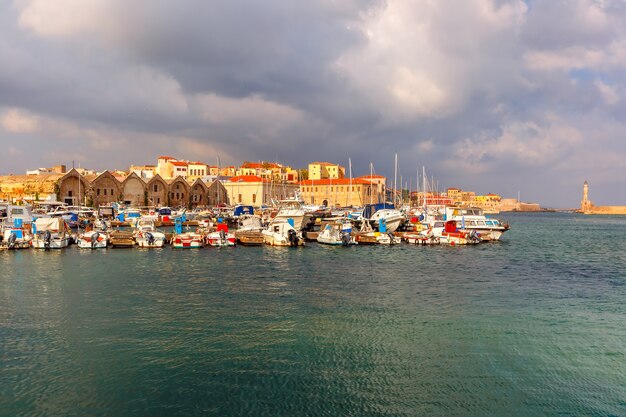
[{"xmin": 581, "ymin": 180, "xmax": 591, "ymax": 212}]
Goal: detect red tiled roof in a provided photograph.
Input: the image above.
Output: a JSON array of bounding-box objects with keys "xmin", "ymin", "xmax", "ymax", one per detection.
[
  {"xmin": 228, "ymin": 175, "xmax": 267, "ymax": 183},
  {"xmin": 170, "ymin": 161, "xmax": 188, "ymax": 167},
  {"xmin": 299, "ymin": 178, "xmax": 373, "ymax": 186}
]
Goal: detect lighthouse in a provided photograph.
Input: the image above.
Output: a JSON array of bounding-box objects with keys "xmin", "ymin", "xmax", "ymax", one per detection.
[{"xmin": 581, "ymin": 180, "xmax": 590, "ymax": 212}]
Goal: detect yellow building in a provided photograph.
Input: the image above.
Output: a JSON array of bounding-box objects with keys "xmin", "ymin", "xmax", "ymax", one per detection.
[
  {"xmin": 223, "ymin": 175, "xmax": 299, "ymax": 206},
  {"xmin": 187, "ymin": 162, "xmax": 209, "ymax": 181},
  {"xmin": 299, "ymin": 178, "xmax": 376, "ymax": 207},
  {"xmin": 308, "ymin": 162, "xmax": 345, "ymax": 180}
]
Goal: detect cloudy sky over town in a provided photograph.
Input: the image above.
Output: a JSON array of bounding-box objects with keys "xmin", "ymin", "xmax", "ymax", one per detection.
[{"xmin": 1, "ymin": 0, "xmax": 625, "ymax": 206}]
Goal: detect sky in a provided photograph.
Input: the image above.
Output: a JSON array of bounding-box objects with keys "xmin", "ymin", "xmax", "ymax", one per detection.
[{"xmin": 1, "ymin": 0, "xmax": 625, "ymax": 208}]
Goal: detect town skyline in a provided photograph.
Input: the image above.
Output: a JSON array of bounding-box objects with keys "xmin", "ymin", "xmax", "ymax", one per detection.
[{"xmin": 2, "ymin": 1, "xmax": 626, "ymax": 208}]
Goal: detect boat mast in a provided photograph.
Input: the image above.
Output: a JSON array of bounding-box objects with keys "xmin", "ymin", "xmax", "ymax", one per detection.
[
  {"xmin": 370, "ymin": 162, "xmax": 373, "ymax": 205},
  {"xmin": 348, "ymin": 158, "xmax": 352, "ymax": 207},
  {"xmin": 393, "ymin": 153, "xmax": 397, "ymax": 206}
]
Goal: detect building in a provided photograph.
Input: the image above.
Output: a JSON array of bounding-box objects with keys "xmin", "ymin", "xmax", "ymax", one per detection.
[
  {"xmin": 308, "ymin": 162, "xmax": 345, "ymax": 180},
  {"xmin": 26, "ymin": 165, "xmax": 66, "ymax": 176},
  {"xmin": 472, "ymin": 193, "xmax": 502, "ymax": 212},
  {"xmin": 357, "ymin": 175, "xmax": 386, "ymax": 201},
  {"xmin": 223, "ymin": 175, "xmax": 298, "ymax": 206},
  {"xmin": 187, "ymin": 162, "xmax": 208, "ymax": 181},
  {"xmin": 54, "ymin": 169, "xmax": 228, "ymax": 208},
  {"xmin": 129, "ymin": 164, "xmax": 156, "ymax": 179},
  {"xmin": 299, "ymin": 178, "xmax": 377, "ymax": 207},
  {"xmin": 236, "ymin": 161, "xmax": 300, "ymax": 183}
]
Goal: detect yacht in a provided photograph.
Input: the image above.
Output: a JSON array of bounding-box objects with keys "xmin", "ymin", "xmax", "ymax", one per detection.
[
  {"xmin": 361, "ymin": 203, "xmax": 405, "ymax": 233},
  {"xmin": 444, "ymin": 206, "xmax": 509, "ymax": 241}
]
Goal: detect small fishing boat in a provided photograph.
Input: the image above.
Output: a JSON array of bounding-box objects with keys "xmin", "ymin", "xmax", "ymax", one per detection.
[
  {"xmin": 0, "ymin": 218, "xmax": 32, "ymax": 249},
  {"xmin": 133, "ymin": 219, "xmax": 166, "ymax": 248},
  {"xmin": 205, "ymin": 223, "xmax": 236, "ymax": 247},
  {"xmin": 171, "ymin": 232, "xmax": 204, "ymax": 248},
  {"xmin": 316, "ymin": 220, "xmax": 357, "ymax": 246},
  {"xmin": 31, "ymin": 218, "xmax": 70, "ymax": 249},
  {"xmin": 262, "ymin": 220, "xmax": 304, "ymax": 247},
  {"xmin": 354, "ymin": 217, "xmax": 401, "ymax": 245},
  {"xmin": 436, "ymin": 220, "xmax": 481, "ymax": 245},
  {"xmin": 76, "ymin": 230, "xmax": 108, "ymax": 249}
]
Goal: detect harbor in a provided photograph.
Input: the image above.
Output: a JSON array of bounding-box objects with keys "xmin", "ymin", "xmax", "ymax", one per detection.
[{"xmin": 2, "ymin": 211, "xmax": 625, "ymax": 416}]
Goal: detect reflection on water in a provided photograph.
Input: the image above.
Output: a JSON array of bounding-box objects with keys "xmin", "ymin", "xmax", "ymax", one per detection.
[{"xmin": 1, "ymin": 213, "xmax": 625, "ymax": 416}]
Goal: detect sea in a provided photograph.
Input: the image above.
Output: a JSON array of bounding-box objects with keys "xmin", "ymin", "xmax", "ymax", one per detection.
[{"xmin": 1, "ymin": 212, "xmax": 625, "ymax": 417}]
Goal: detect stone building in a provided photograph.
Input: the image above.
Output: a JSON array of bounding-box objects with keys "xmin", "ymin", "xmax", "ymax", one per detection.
[
  {"xmin": 146, "ymin": 175, "xmax": 169, "ymax": 207},
  {"xmin": 91, "ymin": 171, "xmax": 122, "ymax": 207},
  {"xmin": 122, "ymin": 172, "xmax": 147, "ymax": 206}
]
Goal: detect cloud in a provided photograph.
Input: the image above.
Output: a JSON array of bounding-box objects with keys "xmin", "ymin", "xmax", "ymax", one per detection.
[
  {"xmin": 1, "ymin": 0, "xmax": 626, "ymax": 206},
  {"xmin": 0, "ymin": 108, "xmax": 39, "ymax": 132}
]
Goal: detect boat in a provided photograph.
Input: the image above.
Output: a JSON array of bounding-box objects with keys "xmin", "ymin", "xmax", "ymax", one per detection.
[
  {"xmin": 0, "ymin": 218, "xmax": 33, "ymax": 249},
  {"xmin": 133, "ymin": 219, "xmax": 166, "ymax": 248},
  {"xmin": 403, "ymin": 226, "xmax": 440, "ymax": 245},
  {"xmin": 434, "ymin": 220, "xmax": 481, "ymax": 245},
  {"xmin": 316, "ymin": 220, "xmax": 357, "ymax": 246},
  {"xmin": 31, "ymin": 217, "xmax": 71, "ymax": 249},
  {"xmin": 270, "ymin": 191, "xmax": 311, "ymax": 231},
  {"xmin": 205, "ymin": 223, "xmax": 236, "ymax": 247},
  {"xmin": 444, "ymin": 206, "xmax": 509, "ymax": 241},
  {"xmin": 170, "ymin": 216, "xmax": 203, "ymax": 248},
  {"xmin": 171, "ymin": 232, "xmax": 204, "ymax": 248},
  {"xmin": 353, "ymin": 218, "xmax": 401, "ymax": 245},
  {"xmin": 262, "ymin": 220, "xmax": 304, "ymax": 246},
  {"xmin": 361, "ymin": 203, "xmax": 405, "ymax": 233},
  {"xmin": 76, "ymin": 229, "xmax": 108, "ymax": 249}
]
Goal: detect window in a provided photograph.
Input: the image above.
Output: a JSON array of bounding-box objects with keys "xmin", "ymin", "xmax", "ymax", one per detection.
[
  {"xmin": 252, "ymin": 194, "xmax": 256, "ymax": 203},
  {"xmin": 238, "ymin": 194, "xmax": 242, "ymax": 203},
  {"xmin": 154, "ymin": 184, "xmax": 158, "ymax": 192},
  {"xmin": 111, "ymin": 189, "xmax": 114, "ymax": 196},
  {"xmin": 97, "ymin": 189, "xmax": 100, "ymax": 196},
  {"xmin": 181, "ymin": 193, "xmax": 184, "ymax": 200},
  {"xmin": 104, "ymin": 189, "xmax": 107, "ymax": 196},
  {"xmin": 176, "ymin": 193, "xmax": 180, "ymax": 199}
]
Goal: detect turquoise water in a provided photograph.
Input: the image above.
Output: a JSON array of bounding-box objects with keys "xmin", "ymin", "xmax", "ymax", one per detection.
[{"xmin": 1, "ymin": 213, "xmax": 625, "ymax": 416}]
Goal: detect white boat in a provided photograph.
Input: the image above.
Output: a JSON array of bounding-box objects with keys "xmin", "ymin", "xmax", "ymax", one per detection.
[
  {"xmin": 429, "ymin": 220, "xmax": 480, "ymax": 245},
  {"xmin": 271, "ymin": 191, "xmax": 311, "ymax": 231},
  {"xmin": 444, "ymin": 206, "xmax": 509, "ymax": 241},
  {"xmin": 77, "ymin": 230, "xmax": 108, "ymax": 249},
  {"xmin": 237, "ymin": 214, "xmax": 264, "ymax": 232},
  {"xmin": 205, "ymin": 224, "xmax": 236, "ymax": 247},
  {"xmin": 316, "ymin": 220, "xmax": 357, "ymax": 246},
  {"xmin": 32, "ymin": 218, "xmax": 70, "ymax": 249},
  {"xmin": 361, "ymin": 203, "xmax": 405, "ymax": 233},
  {"xmin": 1, "ymin": 224, "xmax": 32, "ymax": 249},
  {"xmin": 133, "ymin": 219, "xmax": 166, "ymax": 248},
  {"xmin": 262, "ymin": 220, "xmax": 304, "ymax": 246},
  {"xmin": 171, "ymin": 231, "xmax": 204, "ymax": 248},
  {"xmin": 403, "ymin": 229, "xmax": 441, "ymax": 245}
]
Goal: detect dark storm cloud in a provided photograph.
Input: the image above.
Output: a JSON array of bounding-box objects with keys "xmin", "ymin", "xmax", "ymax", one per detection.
[{"xmin": 1, "ymin": 0, "xmax": 626, "ymax": 206}]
